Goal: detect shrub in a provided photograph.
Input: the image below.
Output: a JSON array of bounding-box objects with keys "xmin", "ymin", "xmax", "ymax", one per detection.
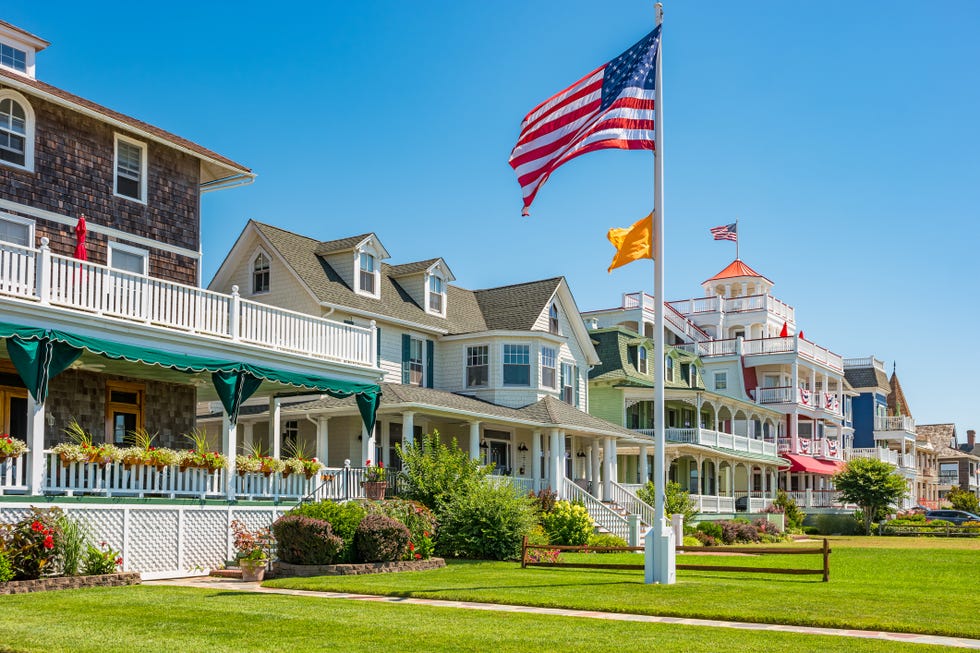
[
  {"xmin": 693, "ymin": 530, "xmax": 717, "ymax": 546},
  {"xmin": 586, "ymin": 533, "xmax": 629, "ymax": 549},
  {"xmin": 291, "ymin": 500, "xmax": 367, "ymax": 562},
  {"xmin": 813, "ymin": 512, "xmax": 862, "ymax": 536},
  {"xmin": 1, "ymin": 507, "xmax": 63, "ymax": 580},
  {"xmin": 81, "ymin": 542, "xmax": 122, "ymax": 576},
  {"xmin": 718, "ymin": 519, "xmax": 760, "ymax": 544},
  {"xmin": 529, "ymin": 488, "xmax": 558, "ymax": 514},
  {"xmin": 363, "ymin": 499, "xmax": 437, "ymax": 560},
  {"xmin": 682, "ymin": 535, "xmax": 701, "ymax": 547},
  {"xmin": 436, "ymin": 478, "xmax": 537, "ymax": 560},
  {"xmin": 773, "ymin": 490, "xmax": 804, "ymax": 531},
  {"xmin": 526, "ymin": 524, "xmax": 550, "ymax": 547},
  {"xmin": 636, "ymin": 481, "xmax": 698, "ymax": 525},
  {"xmin": 0, "ymin": 547, "xmax": 12, "ymax": 582},
  {"xmin": 396, "ymin": 431, "xmax": 492, "ymax": 510},
  {"xmin": 753, "ymin": 518, "xmax": 782, "ymax": 536},
  {"xmin": 272, "ymin": 515, "xmax": 344, "ymax": 565},
  {"xmin": 948, "ymin": 487, "xmax": 980, "ymax": 514},
  {"xmin": 55, "ymin": 515, "xmax": 86, "ymax": 577},
  {"xmin": 696, "ymin": 521, "xmax": 723, "ymax": 540},
  {"xmin": 355, "ymin": 515, "xmax": 410, "ymax": 563},
  {"xmin": 541, "ymin": 500, "xmax": 593, "ymax": 546}
]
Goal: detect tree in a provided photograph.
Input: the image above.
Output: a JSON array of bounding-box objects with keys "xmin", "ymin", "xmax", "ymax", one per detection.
[
  {"xmin": 947, "ymin": 487, "xmax": 980, "ymax": 514},
  {"xmin": 636, "ymin": 480, "xmax": 698, "ymax": 525},
  {"xmin": 395, "ymin": 431, "xmax": 491, "ymax": 511},
  {"xmin": 833, "ymin": 458, "xmax": 907, "ymax": 535}
]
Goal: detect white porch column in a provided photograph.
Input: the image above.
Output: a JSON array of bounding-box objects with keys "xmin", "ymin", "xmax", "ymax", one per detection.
[
  {"xmin": 402, "ymin": 411, "xmax": 415, "ymax": 448},
  {"xmin": 602, "ymin": 436, "xmax": 614, "ymax": 499},
  {"xmin": 591, "ymin": 439, "xmax": 601, "ymax": 498},
  {"xmin": 242, "ymin": 422, "xmax": 254, "ymax": 453},
  {"xmin": 361, "ymin": 423, "xmax": 376, "ymax": 466},
  {"xmin": 549, "ymin": 428, "xmax": 562, "ymax": 496},
  {"xmin": 222, "ymin": 412, "xmax": 238, "ymax": 500},
  {"xmin": 585, "ymin": 442, "xmax": 593, "ymax": 484},
  {"xmin": 531, "ymin": 429, "xmax": 542, "ymax": 490},
  {"xmin": 469, "ymin": 421, "xmax": 481, "ymax": 461},
  {"xmin": 380, "ymin": 420, "xmax": 390, "ymax": 467},
  {"xmin": 26, "ymin": 395, "xmax": 45, "ymax": 496},
  {"xmin": 270, "ymin": 397, "xmax": 281, "ymax": 459},
  {"xmin": 639, "ymin": 444, "xmax": 649, "ymax": 484},
  {"xmin": 315, "ymin": 416, "xmax": 330, "ymax": 464}
]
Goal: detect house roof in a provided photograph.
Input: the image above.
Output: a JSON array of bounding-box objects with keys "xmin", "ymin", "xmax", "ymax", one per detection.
[
  {"xmin": 588, "ymin": 327, "xmax": 698, "ymax": 390},
  {"xmin": 0, "ymin": 70, "xmax": 251, "ymax": 180},
  {"xmin": 917, "ymin": 424, "xmax": 956, "ymax": 451},
  {"xmin": 0, "ymin": 20, "xmax": 49, "ymax": 49},
  {"xmin": 475, "ymin": 278, "xmax": 563, "ymax": 331},
  {"xmin": 703, "ymin": 259, "xmax": 773, "ymax": 284},
  {"xmin": 388, "ymin": 259, "xmax": 442, "ymax": 277},
  {"xmin": 314, "ymin": 234, "xmax": 374, "ymax": 256},
  {"xmin": 843, "ymin": 366, "xmax": 890, "ymax": 392},
  {"xmin": 887, "ymin": 371, "xmax": 912, "ymax": 419}
]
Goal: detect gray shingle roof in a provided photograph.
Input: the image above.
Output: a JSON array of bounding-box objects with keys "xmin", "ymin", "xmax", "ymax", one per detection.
[
  {"xmin": 314, "ymin": 234, "xmax": 373, "ymax": 255},
  {"xmin": 917, "ymin": 424, "xmax": 956, "ymax": 451},
  {"xmin": 388, "ymin": 259, "xmax": 440, "ymax": 277},
  {"xmin": 843, "ymin": 366, "xmax": 890, "ymax": 392},
  {"xmin": 252, "ymin": 221, "xmax": 557, "ymax": 336}
]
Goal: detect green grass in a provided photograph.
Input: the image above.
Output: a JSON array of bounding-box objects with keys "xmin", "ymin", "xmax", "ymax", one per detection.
[
  {"xmin": 0, "ymin": 585, "xmax": 952, "ymax": 653},
  {"xmin": 266, "ymin": 536, "xmax": 980, "ymax": 639}
]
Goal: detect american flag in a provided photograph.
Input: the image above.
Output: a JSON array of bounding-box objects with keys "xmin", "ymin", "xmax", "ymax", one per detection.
[
  {"xmin": 509, "ymin": 27, "xmax": 661, "ymax": 215},
  {"xmin": 710, "ymin": 223, "xmax": 737, "ymax": 241}
]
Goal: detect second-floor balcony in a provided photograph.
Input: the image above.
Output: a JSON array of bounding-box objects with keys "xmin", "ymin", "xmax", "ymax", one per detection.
[
  {"xmin": 667, "ymin": 293, "xmax": 795, "ymax": 323},
  {"xmin": 874, "ymin": 416, "xmax": 916, "ymax": 438},
  {"xmin": 849, "ymin": 447, "xmax": 916, "ymax": 469},
  {"xmin": 938, "ymin": 472, "xmax": 960, "ymax": 487},
  {"xmin": 635, "ymin": 427, "xmax": 778, "ymax": 458},
  {"xmin": 0, "ymin": 240, "xmax": 377, "ymax": 369},
  {"xmin": 777, "ymin": 437, "xmax": 844, "ymax": 460},
  {"xmin": 756, "ymin": 386, "xmax": 843, "ymax": 416}
]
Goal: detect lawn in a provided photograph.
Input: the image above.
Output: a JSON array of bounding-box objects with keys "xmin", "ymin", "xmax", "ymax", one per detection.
[
  {"xmin": 266, "ymin": 536, "xmax": 980, "ymax": 639},
  {"xmin": 0, "ymin": 585, "xmax": 954, "ymax": 653}
]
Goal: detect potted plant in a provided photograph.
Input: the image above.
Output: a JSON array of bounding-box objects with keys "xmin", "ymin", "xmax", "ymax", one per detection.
[
  {"xmin": 282, "ymin": 440, "xmax": 323, "ymax": 479},
  {"xmin": 0, "ymin": 434, "xmax": 28, "ymax": 462},
  {"xmin": 362, "ymin": 460, "xmax": 387, "ymax": 500},
  {"xmin": 230, "ymin": 519, "xmax": 273, "ymax": 582},
  {"xmin": 182, "ymin": 428, "xmax": 226, "ymax": 473},
  {"xmin": 53, "ymin": 419, "xmax": 118, "ymax": 467}
]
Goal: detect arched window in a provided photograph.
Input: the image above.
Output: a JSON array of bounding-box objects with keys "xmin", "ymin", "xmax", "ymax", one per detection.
[
  {"xmin": 252, "ymin": 253, "xmax": 270, "ymax": 293},
  {"xmin": 637, "ymin": 346, "xmax": 647, "ymax": 374},
  {"xmin": 666, "ymin": 355, "xmax": 674, "ymax": 381},
  {"xmin": 548, "ymin": 303, "xmax": 559, "ymax": 334},
  {"xmin": 0, "ymin": 92, "xmax": 33, "ymax": 170}
]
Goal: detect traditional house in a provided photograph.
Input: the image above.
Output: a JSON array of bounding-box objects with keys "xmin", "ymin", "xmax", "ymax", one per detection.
[
  {"xmin": 918, "ymin": 424, "xmax": 980, "ymax": 502},
  {"xmin": 586, "ymin": 325, "xmax": 786, "ymax": 514}
]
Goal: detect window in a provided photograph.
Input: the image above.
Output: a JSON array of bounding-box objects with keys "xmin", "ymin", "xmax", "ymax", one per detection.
[
  {"xmin": 114, "ymin": 135, "xmax": 147, "ymax": 202},
  {"xmin": 428, "ymin": 275, "xmax": 444, "ymax": 314},
  {"xmin": 714, "ymin": 371, "xmax": 727, "ymax": 390},
  {"xmin": 666, "ymin": 355, "xmax": 674, "ymax": 382},
  {"xmin": 0, "ymin": 95, "xmax": 31, "ymax": 168},
  {"xmin": 637, "ymin": 346, "xmax": 647, "ymax": 374},
  {"xmin": 503, "ymin": 344, "xmax": 530, "ymax": 386},
  {"xmin": 690, "ymin": 365, "xmax": 698, "ymax": 386},
  {"xmin": 560, "ymin": 362, "xmax": 574, "ymax": 404},
  {"xmin": 252, "ymin": 253, "xmax": 270, "ymax": 293},
  {"xmin": 0, "ymin": 213, "xmax": 33, "ymax": 246},
  {"xmin": 541, "ymin": 347, "xmax": 557, "ymax": 388},
  {"xmin": 548, "ymin": 303, "xmax": 559, "ymax": 335},
  {"xmin": 359, "ymin": 252, "xmax": 377, "ymax": 295},
  {"xmin": 283, "ymin": 420, "xmax": 299, "ymax": 453},
  {"xmin": 108, "ymin": 242, "xmax": 147, "ymax": 275},
  {"xmin": 106, "ymin": 381, "xmax": 144, "ymax": 445},
  {"xmin": 408, "ymin": 337, "xmax": 423, "ymax": 385},
  {"xmin": 0, "ymin": 44, "xmax": 27, "ymax": 73},
  {"xmin": 466, "ymin": 345, "xmax": 488, "ymax": 388}
]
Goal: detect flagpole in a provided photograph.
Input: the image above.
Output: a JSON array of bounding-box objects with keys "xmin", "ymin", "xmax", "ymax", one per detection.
[
  {"xmin": 735, "ymin": 217, "xmax": 739, "ymax": 260},
  {"xmin": 648, "ymin": 1, "xmax": 673, "ymax": 584}
]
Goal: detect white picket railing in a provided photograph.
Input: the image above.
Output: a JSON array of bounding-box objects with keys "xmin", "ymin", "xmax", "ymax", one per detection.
[
  {"xmin": 489, "ymin": 475, "xmax": 537, "ymax": 494},
  {"xmin": 0, "ymin": 243, "xmax": 376, "ymax": 368},
  {"xmin": 689, "ymin": 494, "xmax": 736, "ymax": 513},
  {"xmin": 608, "ymin": 481, "xmax": 654, "ymax": 527},
  {"xmin": 0, "ymin": 454, "xmax": 27, "ymax": 494},
  {"xmin": 652, "ymin": 428, "xmax": 777, "ymax": 458},
  {"xmin": 562, "ymin": 477, "xmax": 630, "ymax": 541},
  {"xmin": 850, "ymin": 447, "xmax": 899, "ymax": 466},
  {"xmin": 874, "ymin": 415, "xmax": 916, "ymax": 434}
]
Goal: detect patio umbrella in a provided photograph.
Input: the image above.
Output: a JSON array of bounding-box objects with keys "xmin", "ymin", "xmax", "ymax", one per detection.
[
  {"xmin": 73, "ymin": 215, "xmax": 87, "ymax": 261},
  {"xmin": 779, "ymin": 321, "xmax": 788, "ymax": 337}
]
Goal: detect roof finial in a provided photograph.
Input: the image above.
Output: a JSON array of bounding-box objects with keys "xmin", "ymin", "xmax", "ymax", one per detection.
[{"xmin": 892, "ymin": 361, "xmax": 896, "ymax": 375}]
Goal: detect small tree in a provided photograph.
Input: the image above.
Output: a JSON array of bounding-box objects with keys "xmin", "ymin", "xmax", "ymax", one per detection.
[
  {"xmin": 636, "ymin": 481, "xmax": 698, "ymax": 525},
  {"xmin": 833, "ymin": 458, "xmax": 907, "ymax": 535},
  {"xmin": 395, "ymin": 430, "xmax": 491, "ymax": 510},
  {"xmin": 947, "ymin": 487, "xmax": 980, "ymax": 514}
]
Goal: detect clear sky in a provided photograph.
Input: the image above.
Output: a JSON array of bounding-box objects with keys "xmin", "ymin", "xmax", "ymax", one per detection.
[{"xmin": 7, "ymin": 1, "xmax": 979, "ymax": 441}]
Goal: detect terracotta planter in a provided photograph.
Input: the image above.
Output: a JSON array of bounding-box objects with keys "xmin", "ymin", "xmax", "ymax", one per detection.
[
  {"xmin": 239, "ymin": 559, "xmax": 267, "ymax": 582},
  {"xmin": 363, "ymin": 481, "xmax": 387, "ymax": 500}
]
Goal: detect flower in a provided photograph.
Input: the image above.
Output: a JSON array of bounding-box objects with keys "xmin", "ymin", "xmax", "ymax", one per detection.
[
  {"xmin": 116, "ymin": 557, "xmax": 124, "ymax": 566},
  {"xmin": 43, "ymin": 534, "xmax": 54, "ymax": 549},
  {"xmin": 414, "ymin": 553, "xmax": 421, "ymax": 560},
  {"xmin": 408, "ymin": 542, "xmax": 415, "ymax": 551}
]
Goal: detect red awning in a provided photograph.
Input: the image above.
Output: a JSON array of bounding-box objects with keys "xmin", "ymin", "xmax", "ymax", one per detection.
[{"xmin": 784, "ymin": 453, "xmax": 843, "ymax": 475}]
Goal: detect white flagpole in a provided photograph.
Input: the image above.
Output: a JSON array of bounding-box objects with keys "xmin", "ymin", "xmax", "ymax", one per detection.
[
  {"xmin": 648, "ymin": 2, "xmax": 674, "ymax": 584},
  {"xmin": 736, "ymin": 217, "xmax": 740, "ymax": 260}
]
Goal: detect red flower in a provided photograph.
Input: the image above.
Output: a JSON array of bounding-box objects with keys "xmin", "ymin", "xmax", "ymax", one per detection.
[
  {"xmin": 365, "ymin": 460, "xmax": 371, "ymax": 466},
  {"xmin": 414, "ymin": 553, "xmax": 421, "ymax": 560},
  {"xmin": 408, "ymin": 542, "xmax": 414, "ymax": 551},
  {"xmin": 43, "ymin": 534, "xmax": 54, "ymax": 549},
  {"xmin": 116, "ymin": 557, "xmax": 124, "ymax": 566},
  {"xmin": 30, "ymin": 520, "xmax": 43, "ymax": 532},
  {"xmin": 378, "ymin": 461, "xmax": 384, "ymax": 469},
  {"xmin": 423, "ymin": 531, "xmax": 430, "ymax": 538}
]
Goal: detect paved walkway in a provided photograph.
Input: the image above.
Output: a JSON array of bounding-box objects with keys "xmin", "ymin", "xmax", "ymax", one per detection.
[{"xmin": 148, "ymin": 576, "xmax": 980, "ymax": 650}]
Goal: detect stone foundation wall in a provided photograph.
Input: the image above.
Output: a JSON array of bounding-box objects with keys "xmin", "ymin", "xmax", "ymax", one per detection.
[
  {"xmin": 275, "ymin": 557, "xmax": 446, "ymax": 577},
  {"xmin": 0, "ymin": 572, "xmax": 141, "ymax": 595}
]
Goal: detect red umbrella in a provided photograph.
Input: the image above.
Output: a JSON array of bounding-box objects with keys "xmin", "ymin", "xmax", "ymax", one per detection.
[
  {"xmin": 779, "ymin": 322, "xmax": 788, "ymax": 338},
  {"xmin": 798, "ymin": 330, "xmax": 804, "ymax": 340},
  {"xmin": 73, "ymin": 215, "xmax": 87, "ymax": 261}
]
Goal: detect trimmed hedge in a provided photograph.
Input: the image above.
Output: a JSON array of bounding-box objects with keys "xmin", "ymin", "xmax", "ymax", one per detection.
[
  {"xmin": 355, "ymin": 515, "xmax": 410, "ymax": 563},
  {"xmin": 272, "ymin": 515, "xmax": 344, "ymax": 565}
]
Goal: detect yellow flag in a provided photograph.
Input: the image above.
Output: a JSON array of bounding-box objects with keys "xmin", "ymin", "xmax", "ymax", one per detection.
[{"xmin": 606, "ymin": 213, "xmax": 654, "ymax": 273}]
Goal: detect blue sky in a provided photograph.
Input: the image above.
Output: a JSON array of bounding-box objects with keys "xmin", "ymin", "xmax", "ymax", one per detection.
[{"xmin": 7, "ymin": 1, "xmax": 979, "ymax": 439}]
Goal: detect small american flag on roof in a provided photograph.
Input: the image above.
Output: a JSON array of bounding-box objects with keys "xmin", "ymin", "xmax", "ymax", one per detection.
[
  {"xmin": 509, "ymin": 26, "xmax": 661, "ymax": 215},
  {"xmin": 710, "ymin": 223, "xmax": 737, "ymax": 242}
]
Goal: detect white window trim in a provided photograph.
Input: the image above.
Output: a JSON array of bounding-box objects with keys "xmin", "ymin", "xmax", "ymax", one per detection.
[
  {"xmin": 0, "ymin": 211, "xmax": 35, "ymax": 246},
  {"xmin": 714, "ymin": 371, "xmax": 728, "ymax": 391},
  {"xmin": 355, "ymin": 248, "xmax": 380, "ymax": 299},
  {"xmin": 113, "ymin": 133, "xmax": 148, "ymax": 204},
  {"xmin": 425, "ymin": 272, "xmax": 446, "ymax": 317},
  {"xmin": 0, "ymin": 89, "xmax": 35, "ymax": 172},
  {"xmin": 251, "ymin": 248, "xmax": 271, "ymax": 295},
  {"xmin": 0, "ymin": 36, "xmax": 37, "ymax": 78},
  {"xmin": 465, "ymin": 344, "xmax": 489, "ymax": 389},
  {"xmin": 541, "ymin": 346, "xmax": 557, "ymax": 389},
  {"xmin": 107, "ymin": 241, "xmax": 149, "ymax": 275}
]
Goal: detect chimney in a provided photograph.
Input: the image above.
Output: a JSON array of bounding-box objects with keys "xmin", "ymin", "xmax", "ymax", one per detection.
[{"xmin": 969, "ymin": 430, "xmax": 976, "ymax": 447}]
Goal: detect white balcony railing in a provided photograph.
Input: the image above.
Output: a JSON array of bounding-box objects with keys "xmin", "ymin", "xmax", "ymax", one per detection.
[
  {"xmin": 667, "ymin": 294, "xmax": 795, "ymax": 323},
  {"xmin": 0, "ymin": 454, "xmax": 27, "ymax": 494},
  {"xmin": 643, "ymin": 427, "xmax": 778, "ymax": 458},
  {"xmin": 874, "ymin": 415, "xmax": 916, "ymax": 434},
  {"xmin": 0, "ymin": 242, "xmax": 376, "ymax": 369},
  {"xmin": 756, "ymin": 386, "xmax": 842, "ymax": 416},
  {"xmin": 850, "ymin": 447, "xmax": 899, "ymax": 466},
  {"xmin": 785, "ymin": 490, "xmax": 842, "ymax": 508},
  {"xmin": 689, "ymin": 494, "xmax": 736, "ymax": 513}
]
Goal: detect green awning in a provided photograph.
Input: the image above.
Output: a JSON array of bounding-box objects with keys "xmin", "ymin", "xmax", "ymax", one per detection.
[{"xmin": 0, "ymin": 322, "xmax": 381, "ymax": 430}]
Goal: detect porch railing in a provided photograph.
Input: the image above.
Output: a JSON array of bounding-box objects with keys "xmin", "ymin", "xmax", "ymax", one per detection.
[
  {"xmin": 650, "ymin": 427, "xmax": 777, "ymax": 458},
  {"xmin": 0, "ymin": 242, "xmax": 376, "ymax": 369},
  {"xmin": 849, "ymin": 447, "xmax": 899, "ymax": 466},
  {"xmin": 785, "ymin": 490, "xmax": 842, "ymax": 508},
  {"xmin": 0, "ymin": 454, "xmax": 27, "ymax": 494},
  {"xmin": 489, "ymin": 475, "xmax": 537, "ymax": 494},
  {"xmin": 688, "ymin": 494, "xmax": 736, "ymax": 513},
  {"xmin": 874, "ymin": 415, "xmax": 916, "ymax": 434},
  {"xmin": 608, "ymin": 481, "xmax": 654, "ymax": 527},
  {"xmin": 562, "ymin": 477, "xmax": 630, "ymax": 541}
]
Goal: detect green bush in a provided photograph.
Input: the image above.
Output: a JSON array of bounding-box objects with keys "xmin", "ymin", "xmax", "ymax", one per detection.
[
  {"xmin": 696, "ymin": 521, "xmax": 723, "ymax": 540},
  {"xmin": 396, "ymin": 431, "xmax": 491, "ymax": 510},
  {"xmin": 81, "ymin": 542, "xmax": 122, "ymax": 576},
  {"xmin": 587, "ymin": 533, "xmax": 628, "ymax": 549},
  {"xmin": 636, "ymin": 481, "xmax": 698, "ymax": 524},
  {"xmin": 291, "ymin": 500, "xmax": 367, "ymax": 562},
  {"xmin": 774, "ymin": 490, "xmax": 804, "ymax": 531},
  {"xmin": 813, "ymin": 512, "xmax": 862, "ymax": 536},
  {"xmin": 436, "ymin": 478, "xmax": 537, "ymax": 560},
  {"xmin": 682, "ymin": 535, "xmax": 701, "ymax": 547},
  {"xmin": 272, "ymin": 515, "xmax": 344, "ymax": 565},
  {"xmin": 1, "ymin": 507, "xmax": 63, "ymax": 580},
  {"xmin": 948, "ymin": 487, "xmax": 980, "ymax": 514},
  {"xmin": 355, "ymin": 515, "xmax": 410, "ymax": 563},
  {"xmin": 541, "ymin": 500, "xmax": 593, "ymax": 546},
  {"xmin": 0, "ymin": 546, "xmax": 12, "ymax": 582},
  {"xmin": 363, "ymin": 499, "xmax": 437, "ymax": 560}
]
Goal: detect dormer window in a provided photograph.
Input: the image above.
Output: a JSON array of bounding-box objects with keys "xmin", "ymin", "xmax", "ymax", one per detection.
[
  {"xmin": 252, "ymin": 253, "xmax": 270, "ymax": 294},
  {"xmin": 358, "ymin": 251, "xmax": 378, "ymax": 296},
  {"xmin": 548, "ymin": 303, "xmax": 559, "ymax": 335},
  {"xmin": 637, "ymin": 346, "xmax": 647, "ymax": 374},
  {"xmin": 114, "ymin": 134, "xmax": 147, "ymax": 202},
  {"xmin": 0, "ymin": 92, "xmax": 34, "ymax": 170},
  {"xmin": 428, "ymin": 274, "xmax": 444, "ymax": 314},
  {"xmin": 0, "ymin": 43, "xmax": 27, "ymax": 74},
  {"xmin": 666, "ymin": 355, "xmax": 674, "ymax": 382}
]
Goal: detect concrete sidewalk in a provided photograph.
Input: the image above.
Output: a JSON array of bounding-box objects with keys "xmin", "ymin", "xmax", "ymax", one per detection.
[{"xmin": 147, "ymin": 576, "xmax": 980, "ymax": 650}]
